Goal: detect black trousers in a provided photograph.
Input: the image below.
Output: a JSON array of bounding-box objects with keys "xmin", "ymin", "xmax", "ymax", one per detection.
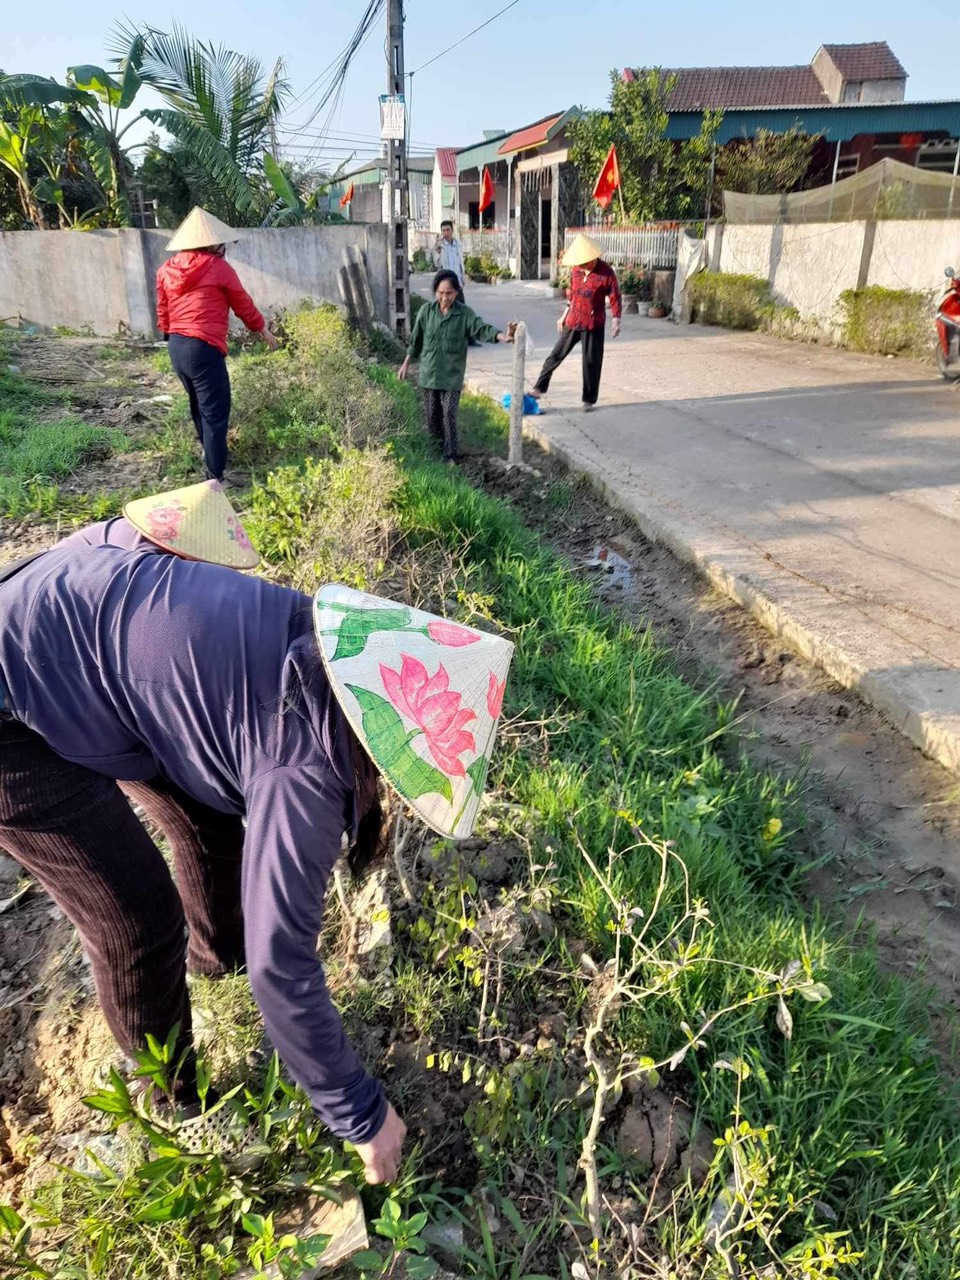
[
  {"xmin": 0, "ymin": 719, "xmax": 245, "ymax": 1103},
  {"xmin": 168, "ymin": 333, "xmax": 232, "ymax": 482},
  {"xmin": 424, "ymin": 388, "xmax": 462, "ymax": 460},
  {"xmin": 534, "ymin": 325, "xmax": 605, "ymax": 405}
]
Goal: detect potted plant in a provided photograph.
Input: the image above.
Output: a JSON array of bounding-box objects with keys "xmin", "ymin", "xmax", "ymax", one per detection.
[
  {"xmin": 619, "ymin": 264, "xmax": 643, "ymax": 315},
  {"xmin": 465, "ymin": 254, "xmax": 488, "ymax": 283}
]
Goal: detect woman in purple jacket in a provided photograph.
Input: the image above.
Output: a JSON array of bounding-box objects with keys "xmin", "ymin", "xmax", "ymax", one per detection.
[{"xmin": 0, "ymin": 483, "xmax": 512, "ymax": 1183}]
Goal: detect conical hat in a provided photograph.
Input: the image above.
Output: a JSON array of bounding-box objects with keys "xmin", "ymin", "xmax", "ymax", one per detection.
[
  {"xmin": 562, "ymin": 233, "xmax": 604, "ymax": 267},
  {"xmin": 123, "ymin": 480, "xmax": 259, "ymax": 569},
  {"xmin": 314, "ymin": 584, "xmax": 514, "ymax": 839},
  {"xmin": 166, "ymin": 207, "xmax": 240, "ymax": 252}
]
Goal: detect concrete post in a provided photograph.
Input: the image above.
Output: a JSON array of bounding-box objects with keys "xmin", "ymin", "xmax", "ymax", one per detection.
[
  {"xmin": 119, "ymin": 229, "xmax": 156, "ymax": 336},
  {"xmin": 508, "ymin": 322, "xmax": 527, "ymax": 466}
]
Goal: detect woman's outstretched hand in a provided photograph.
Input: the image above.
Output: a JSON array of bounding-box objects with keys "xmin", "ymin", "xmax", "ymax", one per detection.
[
  {"xmin": 354, "ymin": 1102, "xmax": 407, "ymax": 1184},
  {"xmin": 397, "ymin": 357, "xmax": 411, "ymax": 381},
  {"xmin": 261, "ymin": 328, "xmax": 280, "ymax": 351}
]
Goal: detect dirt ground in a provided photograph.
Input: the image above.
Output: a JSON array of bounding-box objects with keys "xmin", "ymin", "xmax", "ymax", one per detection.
[{"xmin": 2, "ymin": 334, "xmax": 960, "ymax": 1207}]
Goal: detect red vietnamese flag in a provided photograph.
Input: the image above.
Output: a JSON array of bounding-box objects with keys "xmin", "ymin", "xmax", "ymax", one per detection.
[
  {"xmin": 479, "ymin": 167, "xmax": 495, "ymax": 213},
  {"xmin": 592, "ymin": 144, "xmax": 621, "ymax": 210},
  {"xmin": 339, "ymin": 182, "xmax": 355, "ymax": 209}
]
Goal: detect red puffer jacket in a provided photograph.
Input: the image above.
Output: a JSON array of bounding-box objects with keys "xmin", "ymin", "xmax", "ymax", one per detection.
[{"xmin": 156, "ymin": 251, "xmax": 264, "ymax": 355}]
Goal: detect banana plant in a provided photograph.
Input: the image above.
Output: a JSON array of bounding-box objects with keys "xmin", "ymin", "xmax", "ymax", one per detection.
[
  {"xmin": 262, "ymin": 152, "xmax": 350, "ymax": 226},
  {"xmin": 0, "ymin": 76, "xmax": 94, "ymax": 227},
  {"xmin": 66, "ymin": 32, "xmax": 149, "ymax": 223},
  {"xmin": 0, "ymin": 107, "xmax": 46, "ymax": 227},
  {"xmin": 0, "ymin": 99, "xmax": 92, "ymax": 228},
  {"xmin": 1, "ymin": 33, "xmax": 149, "ymax": 226}
]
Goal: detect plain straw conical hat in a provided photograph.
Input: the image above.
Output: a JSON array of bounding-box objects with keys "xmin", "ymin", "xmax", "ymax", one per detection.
[
  {"xmin": 314, "ymin": 584, "xmax": 515, "ymax": 840},
  {"xmin": 165, "ymin": 207, "xmax": 240, "ymax": 252},
  {"xmin": 562, "ymin": 233, "xmax": 604, "ymax": 267},
  {"xmin": 123, "ymin": 479, "xmax": 260, "ymax": 569}
]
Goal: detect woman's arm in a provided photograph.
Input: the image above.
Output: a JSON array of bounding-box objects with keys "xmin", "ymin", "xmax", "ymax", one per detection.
[
  {"xmin": 156, "ymin": 275, "xmax": 169, "ymax": 336},
  {"xmin": 216, "ymin": 260, "xmax": 278, "ymax": 347},
  {"xmin": 399, "ymin": 305, "xmax": 427, "ymax": 379},
  {"xmin": 464, "ymin": 308, "xmax": 511, "ymax": 344},
  {"xmin": 242, "ymin": 766, "xmax": 398, "ymax": 1174}
]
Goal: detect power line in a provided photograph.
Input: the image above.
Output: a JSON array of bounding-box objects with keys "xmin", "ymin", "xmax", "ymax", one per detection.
[
  {"xmin": 408, "ymin": 0, "xmax": 522, "ymax": 76},
  {"xmin": 289, "ymin": 0, "xmax": 385, "ymax": 163},
  {"xmin": 277, "ymin": 126, "xmax": 446, "ymax": 148}
]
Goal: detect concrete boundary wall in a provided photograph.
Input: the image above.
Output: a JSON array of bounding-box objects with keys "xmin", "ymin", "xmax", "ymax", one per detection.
[
  {"xmin": 0, "ymin": 223, "xmax": 390, "ymax": 336},
  {"xmin": 705, "ymin": 218, "xmax": 960, "ymax": 322}
]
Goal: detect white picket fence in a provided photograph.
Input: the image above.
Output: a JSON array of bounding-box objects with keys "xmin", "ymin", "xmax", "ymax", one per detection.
[{"xmin": 564, "ymin": 223, "xmax": 682, "ymax": 268}]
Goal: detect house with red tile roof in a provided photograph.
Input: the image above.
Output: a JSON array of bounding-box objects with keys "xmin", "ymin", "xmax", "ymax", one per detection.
[
  {"xmin": 431, "ymin": 147, "xmax": 459, "ymax": 230},
  {"xmin": 351, "ymin": 40, "xmax": 959, "ymax": 283}
]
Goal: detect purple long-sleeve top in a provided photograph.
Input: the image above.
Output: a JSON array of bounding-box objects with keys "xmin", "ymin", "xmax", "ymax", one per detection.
[{"xmin": 0, "ymin": 522, "xmax": 386, "ymax": 1143}]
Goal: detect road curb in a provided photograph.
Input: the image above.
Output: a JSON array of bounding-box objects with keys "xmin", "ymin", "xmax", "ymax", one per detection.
[{"xmin": 465, "ymin": 380, "xmax": 960, "ymax": 775}]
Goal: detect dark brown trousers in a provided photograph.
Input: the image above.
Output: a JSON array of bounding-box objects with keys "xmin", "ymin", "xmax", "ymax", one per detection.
[{"xmin": 0, "ymin": 719, "xmax": 244, "ymax": 1101}]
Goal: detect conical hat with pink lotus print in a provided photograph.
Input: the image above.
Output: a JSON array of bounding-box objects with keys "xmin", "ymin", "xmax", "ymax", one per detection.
[
  {"xmin": 123, "ymin": 479, "xmax": 259, "ymax": 569},
  {"xmin": 314, "ymin": 584, "xmax": 514, "ymax": 839}
]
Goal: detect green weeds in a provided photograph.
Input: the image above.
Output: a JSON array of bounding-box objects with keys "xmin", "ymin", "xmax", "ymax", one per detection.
[{"xmin": 3, "ymin": 1034, "xmax": 359, "ymax": 1280}]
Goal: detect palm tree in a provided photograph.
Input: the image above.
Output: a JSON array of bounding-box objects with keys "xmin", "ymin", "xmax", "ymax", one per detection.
[{"xmin": 110, "ymin": 22, "xmax": 288, "ymax": 225}]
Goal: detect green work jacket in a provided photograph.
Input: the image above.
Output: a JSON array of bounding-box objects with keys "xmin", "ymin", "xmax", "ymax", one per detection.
[{"xmin": 408, "ymin": 301, "xmax": 501, "ymax": 391}]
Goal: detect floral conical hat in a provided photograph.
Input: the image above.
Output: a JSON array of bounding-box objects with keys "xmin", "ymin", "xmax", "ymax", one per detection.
[
  {"xmin": 166, "ymin": 207, "xmax": 240, "ymax": 252},
  {"xmin": 123, "ymin": 480, "xmax": 259, "ymax": 569},
  {"xmin": 314, "ymin": 584, "xmax": 514, "ymax": 840}
]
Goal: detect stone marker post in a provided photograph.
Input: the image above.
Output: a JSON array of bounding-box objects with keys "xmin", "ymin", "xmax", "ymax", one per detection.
[{"xmin": 508, "ymin": 321, "xmax": 527, "ymax": 466}]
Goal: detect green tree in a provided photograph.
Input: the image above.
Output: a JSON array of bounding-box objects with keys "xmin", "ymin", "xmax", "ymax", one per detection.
[
  {"xmin": 262, "ymin": 154, "xmax": 349, "ymax": 226},
  {"xmin": 715, "ymin": 127, "xmax": 819, "ymax": 197},
  {"xmin": 136, "ymin": 132, "xmax": 194, "ymax": 225},
  {"xmin": 113, "ymin": 22, "xmax": 288, "ymax": 225},
  {"xmin": 64, "ymin": 34, "xmax": 150, "ymax": 223},
  {"xmin": 568, "ymin": 69, "xmax": 721, "ymax": 223}
]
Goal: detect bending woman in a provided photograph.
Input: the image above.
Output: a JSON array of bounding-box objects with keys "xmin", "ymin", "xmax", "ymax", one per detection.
[{"xmin": 0, "ymin": 504, "xmax": 512, "ymax": 1182}]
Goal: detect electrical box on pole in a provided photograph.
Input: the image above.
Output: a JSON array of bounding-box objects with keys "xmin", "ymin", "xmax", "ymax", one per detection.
[{"xmin": 382, "ymin": 0, "xmax": 410, "ymax": 339}]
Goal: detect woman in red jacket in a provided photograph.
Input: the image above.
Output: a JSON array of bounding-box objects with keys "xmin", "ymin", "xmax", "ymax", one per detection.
[{"xmin": 157, "ymin": 207, "xmax": 278, "ymax": 482}]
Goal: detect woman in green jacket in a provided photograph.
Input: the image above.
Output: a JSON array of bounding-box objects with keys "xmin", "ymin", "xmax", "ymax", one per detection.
[{"xmin": 398, "ymin": 269, "xmax": 515, "ymax": 462}]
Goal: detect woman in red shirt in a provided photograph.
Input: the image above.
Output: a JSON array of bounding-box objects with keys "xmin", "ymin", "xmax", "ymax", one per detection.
[
  {"xmin": 531, "ymin": 233, "xmax": 621, "ymax": 412},
  {"xmin": 156, "ymin": 208, "xmax": 278, "ymax": 482}
]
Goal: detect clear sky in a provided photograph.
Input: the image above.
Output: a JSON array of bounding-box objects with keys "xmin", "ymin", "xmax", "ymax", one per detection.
[{"xmin": 6, "ymin": 0, "xmax": 959, "ymax": 170}]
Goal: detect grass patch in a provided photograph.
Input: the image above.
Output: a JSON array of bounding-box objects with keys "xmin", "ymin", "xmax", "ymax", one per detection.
[
  {"xmin": 838, "ymin": 284, "xmax": 932, "ymax": 358},
  {"xmin": 0, "ymin": 362, "xmax": 128, "ymax": 516},
  {"xmin": 0, "ymin": 413, "xmax": 127, "ymax": 517}
]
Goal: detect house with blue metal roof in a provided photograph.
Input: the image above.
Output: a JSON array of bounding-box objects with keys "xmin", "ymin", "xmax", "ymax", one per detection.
[{"xmin": 627, "ymin": 42, "xmax": 960, "ymax": 186}]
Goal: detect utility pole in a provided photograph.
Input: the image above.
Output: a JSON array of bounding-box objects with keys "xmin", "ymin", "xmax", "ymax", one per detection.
[{"xmin": 385, "ymin": 0, "xmax": 410, "ymax": 337}]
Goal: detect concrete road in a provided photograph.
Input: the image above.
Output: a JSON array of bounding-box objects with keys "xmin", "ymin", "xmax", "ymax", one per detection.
[{"xmin": 413, "ymin": 277, "xmax": 960, "ymax": 771}]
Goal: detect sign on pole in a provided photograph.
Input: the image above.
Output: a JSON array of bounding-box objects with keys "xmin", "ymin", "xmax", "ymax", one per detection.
[{"xmin": 379, "ymin": 94, "xmax": 406, "ymax": 141}]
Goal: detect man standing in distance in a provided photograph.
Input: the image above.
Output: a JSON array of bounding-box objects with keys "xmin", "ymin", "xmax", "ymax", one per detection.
[{"xmin": 435, "ymin": 220, "xmax": 466, "ymax": 298}]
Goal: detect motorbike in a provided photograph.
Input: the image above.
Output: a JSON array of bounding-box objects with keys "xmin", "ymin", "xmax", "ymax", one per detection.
[{"xmin": 935, "ymin": 266, "xmax": 960, "ymax": 381}]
